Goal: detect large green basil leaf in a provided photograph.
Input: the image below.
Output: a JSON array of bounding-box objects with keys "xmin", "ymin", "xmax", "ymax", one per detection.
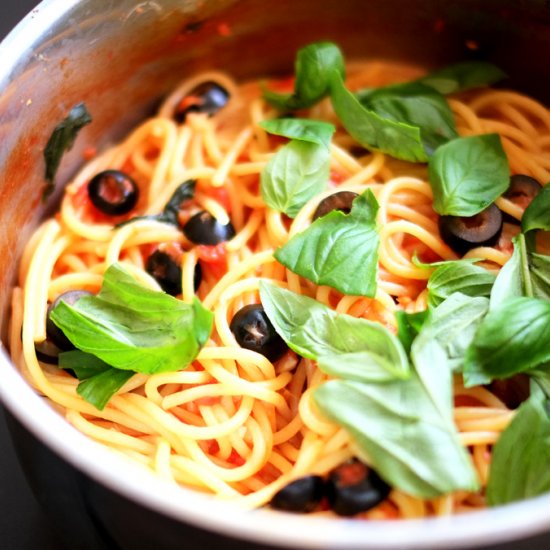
[
  {"xmin": 274, "ymin": 190, "xmax": 379, "ymax": 297},
  {"xmin": 428, "ymin": 134, "xmax": 509, "ymax": 216},
  {"xmin": 464, "ymin": 297, "xmax": 550, "ymax": 385},
  {"xmin": 263, "ymin": 42, "xmax": 345, "ymax": 110},
  {"xmin": 427, "ymin": 260, "xmax": 496, "ymax": 308},
  {"xmin": 358, "ymin": 82, "xmax": 458, "ymax": 155},
  {"xmin": 50, "ymin": 263, "xmax": 213, "ymax": 375},
  {"xmin": 259, "ymin": 282, "xmax": 409, "ymax": 380},
  {"xmin": 260, "ymin": 140, "xmax": 329, "ymax": 218},
  {"xmin": 396, "ymin": 310, "xmax": 430, "ymax": 354},
  {"xmin": 259, "ymin": 118, "xmax": 335, "ymax": 148},
  {"xmin": 486, "ymin": 385, "xmax": 550, "ymax": 506},
  {"xmin": 330, "ymin": 71, "xmax": 428, "ymax": 162},
  {"xmin": 313, "ymin": 373, "xmax": 478, "ymax": 498},
  {"xmin": 522, "ymin": 185, "xmax": 550, "ymax": 233},
  {"xmin": 418, "ymin": 61, "xmax": 506, "ymax": 95}
]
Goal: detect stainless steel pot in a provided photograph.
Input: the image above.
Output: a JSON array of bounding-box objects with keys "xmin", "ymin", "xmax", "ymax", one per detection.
[{"xmin": 1, "ymin": 1, "xmax": 550, "ymax": 548}]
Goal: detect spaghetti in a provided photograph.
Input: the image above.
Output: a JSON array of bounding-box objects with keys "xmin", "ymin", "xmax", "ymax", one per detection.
[{"xmin": 9, "ymin": 57, "xmax": 550, "ymax": 519}]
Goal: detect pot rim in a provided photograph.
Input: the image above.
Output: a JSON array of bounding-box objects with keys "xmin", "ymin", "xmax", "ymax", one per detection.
[{"xmin": 2, "ymin": 2, "xmax": 550, "ymax": 548}]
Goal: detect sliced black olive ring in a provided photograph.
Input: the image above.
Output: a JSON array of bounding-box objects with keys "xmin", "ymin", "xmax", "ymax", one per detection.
[
  {"xmin": 229, "ymin": 304, "xmax": 288, "ymax": 362},
  {"xmin": 87, "ymin": 170, "xmax": 139, "ymax": 216},
  {"xmin": 173, "ymin": 81, "xmax": 230, "ymax": 124},
  {"xmin": 182, "ymin": 210, "xmax": 236, "ymax": 245},
  {"xmin": 504, "ymin": 174, "xmax": 541, "ymax": 207},
  {"xmin": 313, "ymin": 191, "xmax": 359, "ymax": 220},
  {"xmin": 146, "ymin": 249, "xmax": 202, "ymax": 296},
  {"xmin": 439, "ymin": 203, "xmax": 503, "ymax": 255}
]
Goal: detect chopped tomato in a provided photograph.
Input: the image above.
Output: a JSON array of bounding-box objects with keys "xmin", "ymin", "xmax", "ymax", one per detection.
[
  {"xmin": 197, "ymin": 243, "xmax": 228, "ymax": 279},
  {"xmin": 228, "ymin": 450, "xmax": 245, "ymax": 467},
  {"xmin": 330, "ymin": 170, "xmax": 347, "ymax": 185},
  {"xmin": 206, "ymin": 186, "xmax": 232, "ymax": 213},
  {"xmin": 268, "ymin": 75, "xmax": 295, "ymax": 93}
]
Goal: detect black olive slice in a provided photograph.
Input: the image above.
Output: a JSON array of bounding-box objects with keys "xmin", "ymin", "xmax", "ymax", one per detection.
[
  {"xmin": 34, "ymin": 339, "xmax": 64, "ymax": 365},
  {"xmin": 326, "ymin": 460, "xmax": 390, "ymax": 516},
  {"xmin": 313, "ymin": 191, "xmax": 359, "ymax": 220},
  {"xmin": 174, "ymin": 81, "xmax": 230, "ymax": 123},
  {"xmin": 504, "ymin": 174, "xmax": 541, "ymax": 209},
  {"xmin": 270, "ymin": 475, "xmax": 326, "ymax": 513},
  {"xmin": 439, "ymin": 204, "xmax": 503, "ymax": 255},
  {"xmin": 46, "ymin": 290, "xmax": 93, "ymax": 351},
  {"xmin": 229, "ymin": 304, "xmax": 287, "ymax": 362},
  {"xmin": 87, "ymin": 170, "xmax": 139, "ymax": 216},
  {"xmin": 182, "ymin": 210, "xmax": 235, "ymax": 245},
  {"xmin": 488, "ymin": 374, "xmax": 530, "ymax": 410},
  {"xmin": 146, "ymin": 249, "xmax": 202, "ymax": 296}
]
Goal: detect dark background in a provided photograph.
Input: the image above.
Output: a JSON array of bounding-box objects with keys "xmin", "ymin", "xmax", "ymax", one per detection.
[{"xmin": 0, "ymin": 4, "xmax": 67, "ymax": 549}]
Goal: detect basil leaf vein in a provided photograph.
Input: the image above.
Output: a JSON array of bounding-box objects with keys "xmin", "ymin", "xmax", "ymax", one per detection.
[{"xmin": 274, "ymin": 190, "xmax": 379, "ymax": 297}]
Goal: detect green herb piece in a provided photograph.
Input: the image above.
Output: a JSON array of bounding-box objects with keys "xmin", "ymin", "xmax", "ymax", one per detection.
[
  {"xmin": 486, "ymin": 384, "xmax": 550, "ymax": 506},
  {"xmin": 117, "ymin": 180, "xmax": 195, "ymax": 228},
  {"xmin": 43, "ymin": 103, "xmax": 92, "ymax": 200},
  {"xmin": 259, "ymin": 118, "xmax": 335, "ymax": 148},
  {"xmin": 60, "ymin": 350, "xmax": 133, "ymax": 410},
  {"xmin": 50, "ymin": 263, "xmax": 213, "ymax": 375},
  {"xmin": 491, "ymin": 234, "xmax": 550, "ymax": 304},
  {"xmin": 522, "ymin": 185, "xmax": 550, "ymax": 233},
  {"xmin": 259, "ymin": 282, "xmax": 409, "ymax": 379},
  {"xmin": 260, "ymin": 139, "xmax": 329, "ymax": 217},
  {"xmin": 427, "ymin": 260, "xmax": 495, "ymax": 308},
  {"xmin": 464, "ymin": 296, "xmax": 550, "ymax": 386},
  {"xmin": 428, "ymin": 133, "xmax": 509, "ymax": 216},
  {"xmin": 357, "ymin": 82, "xmax": 458, "ymax": 155},
  {"xmin": 418, "ymin": 61, "xmax": 506, "ymax": 95},
  {"xmin": 263, "ymin": 42, "xmax": 345, "ymax": 111},
  {"xmin": 274, "ymin": 190, "xmax": 379, "ymax": 297},
  {"xmin": 313, "ymin": 370, "xmax": 478, "ymax": 498},
  {"xmin": 330, "ymin": 71, "xmax": 428, "ymax": 162},
  {"xmin": 396, "ymin": 310, "xmax": 430, "ymax": 354}
]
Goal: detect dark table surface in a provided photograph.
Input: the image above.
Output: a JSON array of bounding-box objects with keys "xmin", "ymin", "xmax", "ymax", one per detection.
[{"xmin": 1, "ymin": 5, "xmax": 68, "ymax": 549}]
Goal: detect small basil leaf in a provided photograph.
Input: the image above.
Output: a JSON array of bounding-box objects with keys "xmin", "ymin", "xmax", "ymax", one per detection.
[
  {"xmin": 486, "ymin": 385, "xmax": 550, "ymax": 506},
  {"xmin": 358, "ymin": 82, "xmax": 458, "ymax": 155},
  {"xmin": 50, "ymin": 263, "xmax": 213, "ymax": 375},
  {"xmin": 259, "ymin": 283, "xmax": 409, "ymax": 379},
  {"xmin": 418, "ymin": 61, "xmax": 506, "ymax": 95},
  {"xmin": 531, "ymin": 252, "xmax": 550, "ymax": 300},
  {"xmin": 427, "ymin": 260, "xmax": 496, "ymax": 308},
  {"xmin": 43, "ymin": 103, "xmax": 92, "ymax": 200},
  {"xmin": 259, "ymin": 118, "xmax": 335, "ymax": 148},
  {"xmin": 313, "ymin": 374, "xmax": 478, "ymax": 499},
  {"xmin": 329, "ymin": 71, "xmax": 428, "ymax": 163},
  {"xmin": 77, "ymin": 369, "xmax": 134, "ymax": 411},
  {"xmin": 464, "ymin": 297, "xmax": 550, "ymax": 385},
  {"xmin": 428, "ymin": 134, "xmax": 509, "ymax": 216},
  {"xmin": 396, "ymin": 310, "xmax": 430, "ymax": 354},
  {"xmin": 490, "ymin": 236, "xmax": 523, "ymax": 307},
  {"xmin": 260, "ymin": 140, "xmax": 329, "ymax": 218},
  {"xmin": 116, "ymin": 180, "xmax": 195, "ymax": 228},
  {"xmin": 59, "ymin": 349, "xmax": 112, "ymax": 379},
  {"xmin": 263, "ymin": 42, "xmax": 345, "ymax": 110},
  {"xmin": 274, "ymin": 190, "xmax": 379, "ymax": 296},
  {"xmin": 522, "ymin": 185, "xmax": 550, "ymax": 233}
]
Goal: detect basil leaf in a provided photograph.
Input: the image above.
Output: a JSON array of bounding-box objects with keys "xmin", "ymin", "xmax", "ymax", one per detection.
[
  {"xmin": 522, "ymin": 185, "xmax": 550, "ymax": 233},
  {"xmin": 464, "ymin": 297, "xmax": 550, "ymax": 385},
  {"xmin": 43, "ymin": 103, "xmax": 92, "ymax": 200},
  {"xmin": 77, "ymin": 369, "xmax": 134, "ymax": 411},
  {"xmin": 50, "ymin": 263, "xmax": 213, "ymax": 374},
  {"xmin": 358, "ymin": 82, "xmax": 458, "ymax": 155},
  {"xmin": 117, "ymin": 180, "xmax": 195, "ymax": 228},
  {"xmin": 424, "ymin": 293, "xmax": 489, "ymax": 371},
  {"xmin": 263, "ymin": 42, "xmax": 345, "ymax": 111},
  {"xmin": 59, "ymin": 350, "xmax": 133, "ymax": 410},
  {"xmin": 396, "ymin": 310, "xmax": 430, "ymax": 354},
  {"xmin": 313, "ymin": 373, "xmax": 478, "ymax": 498},
  {"xmin": 259, "ymin": 282, "xmax": 409, "ymax": 379},
  {"xmin": 428, "ymin": 134, "xmax": 509, "ymax": 216},
  {"xmin": 491, "ymin": 234, "xmax": 550, "ymax": 305},
  {"xmin": 427, "ymin": 260, "xmax": 496, "ymax": 308},
  {"xmin": 274, "ymin": 190, "xmax": 379, "ymax": 296},
  {"xmin": 330, "ymin": 71, "xmax": 428, "ymax": 162},
  {"xmin": 260, "ymin": 140, "xmax": 329, "ymax": 218},
  {"xmin": 486, "ymin": 385, "xmax": 550, "ymax": 506},
  {"xmin": 418, "ymin": 61, "xmax": 506, "ymax": 95},
  {"xmin": 259, "ymin": 118, "xmax": 335, "ymax": 148}
]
